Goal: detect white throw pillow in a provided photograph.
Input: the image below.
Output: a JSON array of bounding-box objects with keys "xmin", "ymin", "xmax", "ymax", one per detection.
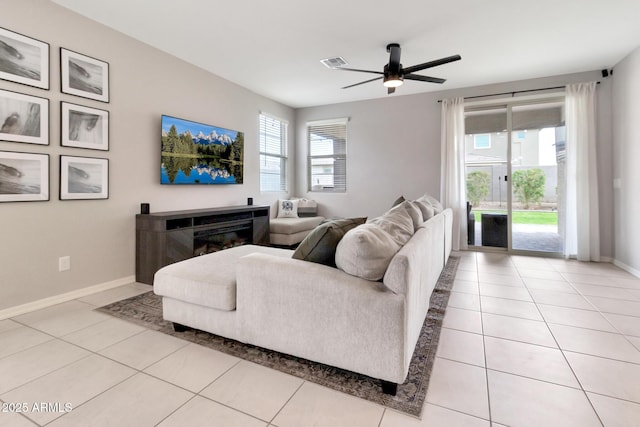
[
  {"xmin": 335, "ymin": 224, "xmax": 401, "ymax": 281},
  {"xmin": 367, "ymin": 205, "xmax": 414, "ymax": 246},
  {"xmin": 277, "ymin": 199, "xmax": 299, "ymax": 218},
  {"xmin": 417, "ymin": 194, "xmax": 443, "ymax": 214},
  {"xmin": 395, "ymin": 200, "xmax": 424, "ymax": 231},
  {"xmin": 414, "ymin": 200, "xmax": 435, "ymax": 221}
]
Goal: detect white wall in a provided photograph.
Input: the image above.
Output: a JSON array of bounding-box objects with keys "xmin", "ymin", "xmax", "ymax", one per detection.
[
  {"xmin": 0, "ymin": 0, "xmax": 294, "ymax": 311},
  {"xmin": 612, "ymin": 46, "xmax": 640, "ymax": 274},
  {"xmin": 296, "ymin": 71, "xmax": 615, "ymax": 258}
]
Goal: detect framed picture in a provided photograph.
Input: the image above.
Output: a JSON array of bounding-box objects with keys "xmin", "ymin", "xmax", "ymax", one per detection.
[
  {"xmin": 60, "ymin": 48, "xmax": 109, "ymax": 103},
  {"xmin": 0, "ymin": 150, "xmax": 49, "ymax": 202},
  {"xmin": 161, "ymin": 115, "xmax": 244, "ymax": 185},
  {"xmin": 61, "ymin": 102, "xmax": 109, "ymax": 150},
  {"xmin": 0, "ymin": 89, "xmax": 49, "ymax": 145},
  {"xmin": 0, "ymin": 27, "xmax": 49, "ymax": 90},
  {"xmin": 60, "ymin": 155, "xmax": 108, "ymax": 200}
]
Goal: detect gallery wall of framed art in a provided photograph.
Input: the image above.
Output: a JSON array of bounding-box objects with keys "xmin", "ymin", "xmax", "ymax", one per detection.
[{"xmin": 0, "ymin": 26, "xmax": 110, "ymax": 203}]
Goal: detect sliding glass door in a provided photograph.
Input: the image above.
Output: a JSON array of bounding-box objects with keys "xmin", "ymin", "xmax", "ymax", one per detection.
[{"xmin": 464, "ymin": 98, "xmax": 565, "ymax": 255}]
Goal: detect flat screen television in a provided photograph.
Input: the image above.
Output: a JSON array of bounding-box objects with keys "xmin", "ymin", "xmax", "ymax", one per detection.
[{"xmin": 160, "ymin": 115, "xmax": 244, "ymax": 184}]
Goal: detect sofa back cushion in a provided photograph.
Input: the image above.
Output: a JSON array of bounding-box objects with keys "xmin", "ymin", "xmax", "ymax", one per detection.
[
  {"xmin": 292, "ymin": 217, "xmax": 366, "ymax": 267},
  {"xmin": 335, "ymin": 224, "xmax": 402, "ymax": 281},
  {"xmin": 366, "ymin": 205, "xmax": 414, "ymax": 246},
  {"xmin": 416, "ymin": 194, "xmax": 443, "ymax": 215},
  {"xmin": 335, "ymin": 203, "xmax": 417, "ymax": 281}
]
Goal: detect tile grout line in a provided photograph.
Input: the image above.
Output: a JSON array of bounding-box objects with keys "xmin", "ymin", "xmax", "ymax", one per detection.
[
  {"xmin": 526, "ymin": 266, "xmax": 606, "ymax": 427},
  {"xmin": 476, "ymin": 252, "xmax": 494, "ymax": 425}
]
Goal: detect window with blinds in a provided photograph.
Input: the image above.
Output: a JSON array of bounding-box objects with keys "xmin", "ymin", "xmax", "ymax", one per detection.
[
  {"xmin": 307, "ymin": 118, "xmax": 348, "ymax": 192},
  {"xmin": 259, "ymin": 113, "xmax": 288, "ymax": 192}
]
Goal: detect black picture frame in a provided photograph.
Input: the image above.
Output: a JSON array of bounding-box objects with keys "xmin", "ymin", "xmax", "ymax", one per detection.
[
  {"xmin": 0, "ymin": 88, "xmax": 49, "ymax": 145},
  {"xmin": 0, "ymin": 150, "xmax": 49, "ymax": 202},
  {"xmin": 0, "ymin": 27, "xmax": 50, "ymax": 90},
  {"xmin": 60, "ymin": 48, "xmax": 109, "ymax": 103},
  {"xmin": 61, "ymin": 101, "xmax": 109, "ymax": 151},
  {"xmin": 60, "ymin": 155, "xmax": 109, "ymax": 200}
]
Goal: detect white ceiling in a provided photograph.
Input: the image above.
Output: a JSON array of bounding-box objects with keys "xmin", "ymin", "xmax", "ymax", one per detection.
[{"xmin": 51, "ymin": 0, "xmax": 640, "ymax": 108}]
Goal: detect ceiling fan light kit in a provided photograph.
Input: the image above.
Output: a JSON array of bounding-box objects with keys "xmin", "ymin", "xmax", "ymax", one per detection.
[{"xmin": 335, "ymin": 43, "xmax": 461, "ymax": 94}]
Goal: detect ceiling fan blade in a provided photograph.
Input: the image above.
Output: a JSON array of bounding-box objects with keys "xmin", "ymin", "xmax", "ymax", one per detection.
[
  {"xmin": 402, "ymin": 54, "xmax": 462, "ymax": 74},
  {"xmin": 342, "ymin": 76, "xmax": 383, "ymax": 89},
  {"xmin": 336, "ymin": 67, "xmax": 384, "ymax": 75},
  {"xmin": 387, "ymin": 43, "xmax": 401, "ymax": 73},
  {"xmin": 388, "ymin": 87, "xmax": 396, "ymax": 95},
  {"xmin": 404, "ymin": 74, "xmax": 446, "ymax": 84}
]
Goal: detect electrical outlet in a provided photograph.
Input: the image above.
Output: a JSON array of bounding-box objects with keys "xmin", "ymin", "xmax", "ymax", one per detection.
[{"xmin": 59, "ymin": 256, "xmax": 70, "ymax": 272}]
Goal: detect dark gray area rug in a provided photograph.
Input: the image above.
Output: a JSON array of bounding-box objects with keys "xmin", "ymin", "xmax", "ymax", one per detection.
[{"xmin": 97, "ymin": 255, "xmax": 460, "ymax": 418}]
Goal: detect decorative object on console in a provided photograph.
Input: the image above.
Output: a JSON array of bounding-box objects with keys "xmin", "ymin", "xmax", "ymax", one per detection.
[
  {"xmin": 60, "ymin": 48, "xmax": 109, "ymax": 103},
  {"xmin": 0, "ymin": 89, "xmax": 49, "ymax": 145},
  {"xmin": 59, "ymin": 155, "xmax": 108, "ymax": 200},
  {"xmin": 0, "ymin": 150, "xmax": 48, "ymax": 202},
  {"xmin": 140, "ymin": 203, "xmax": 150, "ymax": 214},
  {"xmin": 61, "ymin": 101, "xmax": 109, "ymax": 151},
  {"xmin": 292, "ymin": 217, "xmax": 366, "ymax": 267},
  {"xmin": 0, "ymin": 27, "xmax": 49, "ymax": 90},
  {"xmin": 160, "ymin": 115, "xmax": 244, "ymax": 185},
  {"xmin": 247, "ymin": 197, "xmax": 253, "ymax": 206}
]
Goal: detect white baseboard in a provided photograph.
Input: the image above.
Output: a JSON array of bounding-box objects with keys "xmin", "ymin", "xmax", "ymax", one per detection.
[
  {"xmin": 613, "ymin": 259, "xmax": 640, "ymax": 278},
  {"xmin": 0, "ymin": 275, "xmax": 136, "ymax": 320}
]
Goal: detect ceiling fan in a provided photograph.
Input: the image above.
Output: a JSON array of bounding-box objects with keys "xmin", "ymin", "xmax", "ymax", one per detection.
[{"xmin": 337, "ymin": 43, "xmax": 461, "ymax": 94}]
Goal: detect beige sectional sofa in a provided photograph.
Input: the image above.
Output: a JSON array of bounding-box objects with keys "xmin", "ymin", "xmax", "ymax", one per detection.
[{"xmin": 154, "ymin": 195, "xmax": 452, "ymax": 394}]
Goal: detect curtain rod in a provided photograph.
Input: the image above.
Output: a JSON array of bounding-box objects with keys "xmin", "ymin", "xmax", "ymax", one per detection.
[{"xmin": 436, "ymin": 82, "xmax": 600, "ymax": 103}]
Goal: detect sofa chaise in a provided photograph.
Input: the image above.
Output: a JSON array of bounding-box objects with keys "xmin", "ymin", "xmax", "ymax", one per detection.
[{"xmin": 154, "ymin": 195, "xmax": 452, "ymax": 394}]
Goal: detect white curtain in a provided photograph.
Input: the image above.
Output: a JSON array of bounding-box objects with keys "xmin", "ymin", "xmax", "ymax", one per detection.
[
  {"xmin": 564, "ymin": 82, "xmax": 600, "ymax": 261},
  {"xmin": 440, "ymin": 97, "xmax": 467, "ymax": 251}
]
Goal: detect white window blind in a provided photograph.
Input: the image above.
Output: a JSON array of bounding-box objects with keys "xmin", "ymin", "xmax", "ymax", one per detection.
[
  {"xmin": 259, "ymin": 113, "xmax": 288, "ymax": 192},
  {"xmin": 307, "ymin": 118, "xmax": 348, "ymax": 192}
]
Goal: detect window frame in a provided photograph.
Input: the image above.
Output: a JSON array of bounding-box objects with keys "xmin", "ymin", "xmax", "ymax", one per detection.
[
  {"xmin": 259, "ymin": 112, "xmax": 288, "ymax": 193},
  {"xmin": 306, "ymin": 118, "xmax": 348, "ymax": 193}
]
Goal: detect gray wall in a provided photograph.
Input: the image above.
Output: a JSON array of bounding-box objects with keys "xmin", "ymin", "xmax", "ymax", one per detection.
[
  {"xmin": 0, "ymin": 0, "xmax": 294, "ymax": 311},
  {"xmin": 296, "ymin": 71, "xmax": 615, "ymax": 259},
  {"xmin": 612, "ymin": 46, "xmax": 640, "ymax": 274}
]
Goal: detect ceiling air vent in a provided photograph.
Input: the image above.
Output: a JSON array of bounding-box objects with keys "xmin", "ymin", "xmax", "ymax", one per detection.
[{"xmin": 320, "ymin": 57, "xmax": 348, "ymax": 69}]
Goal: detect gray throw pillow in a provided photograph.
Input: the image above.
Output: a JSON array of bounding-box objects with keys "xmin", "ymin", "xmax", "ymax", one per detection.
[
  {"xmin": 292, "ymin": 217, "xmax": 367, "ymax": 267},
  {"xmin": 391, "ymin": 195, "xmax": 405, "ymax": 207}
]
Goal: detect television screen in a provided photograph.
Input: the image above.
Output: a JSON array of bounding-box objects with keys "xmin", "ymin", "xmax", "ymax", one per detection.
[{"xmin": 161, "ymin": 115, "xmax": 244, "ymax": 184}]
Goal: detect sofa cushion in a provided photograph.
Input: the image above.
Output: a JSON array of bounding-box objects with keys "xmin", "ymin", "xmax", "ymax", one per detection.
[
  {"xmin": 417, "ymin": 194, "xmax": 443, "ymax": 214},
  {"xmin": 394, "ymin": 200, "xmax": 423, "ymax": 231},
  {"xmin": 414, "ymin": 199, "xmax": 435, "ymax": 221},
  {"xmin": 335, "ymin": 223, "xmax": 402, "ymax": 281},
  {"xmin": 292, "ymin": 217, "xmax": 366, "ymax": 267},
  {"xmin": 391, "ymin": 195, "xmax": 405, "ymax": 207},
  {"xmin": 277, "ymin": 199, "xmax": 299, "ymax": 218},
  {"xmin": 153, "ymin": 245, "xmax": 292, "ymax": 311},
  {"xmin": 270, "ymin": 216, "xmax": 325, "ymax": 235},
  {"xmin": 367, "ymin": 204, "xmax": 414, "ymax": 246},
  {"xmin": 295, "ymin": 198, "xmax": 318, "ymax": 217}
]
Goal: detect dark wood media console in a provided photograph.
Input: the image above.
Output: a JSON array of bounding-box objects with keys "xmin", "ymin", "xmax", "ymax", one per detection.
[{"xmin": 136, "ymin": 205, "xmax": 270, "ymax": 284}]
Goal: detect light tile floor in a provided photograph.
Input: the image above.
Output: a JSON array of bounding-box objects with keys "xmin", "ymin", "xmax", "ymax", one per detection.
[{"xmin": 1, "ymin": 253, "xmax": 640, "ymax": 426}]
